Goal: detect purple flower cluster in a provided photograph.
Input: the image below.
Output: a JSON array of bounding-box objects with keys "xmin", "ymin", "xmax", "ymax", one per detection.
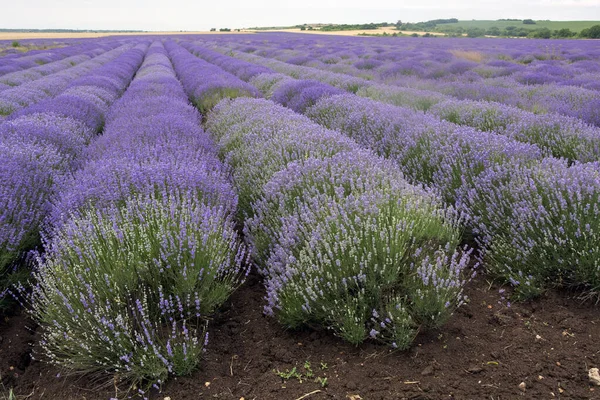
[
  {"xmin": 249, "ymin": 72, "xmax": 292, "ymax": 98},
  {"xmin": 0, "ymin": 54, "xmax": 92, "ymax": 88},
  {"xmin": 162, "ymin": 34, "xmax": 600, "ymax": 300},
  {"xmin": 208, "ymin": 97, "xmax": 471, "ymax": 347},
  {"xmin": 459, "ymin": 158, "xmax": 600, "ymax": 299},
  {"xmin": 271, "ymin": 79, "xmax": 344, "ymax": 113},
  {"xmin": 306, "ymin": 94, "xmax": 543, "ymax": 203},
  {"xmin": 10, "ymin": 43, "xmax": 147, "ymax": 131},
  {"xmin": 31, "ymin": 41, "xmax": 248, "ymax": 385},
  {"xmin": 206, "ymin": 97, "xmax": 359, "ymax": 217},
  {"xmin": 0, "ymin": 41, "xmax": 114, "ymax": 77},
  {"xmin": 181, "ymin": 42, "xmax": 273, "ymax": 81},
  {"xmin": 164, "ymin": 41, "xmax": 260, "ymax": 113},
  {"xmin": 429, "ymin": 98, "xmax": 600, "ymax": 162},
  {"xmin": 229, "ymin": 48, "xmax": 370, "ymax": 93},
  {"xmin": 208, "ymin": 35, "xmax": 600, "ymax": 127}
]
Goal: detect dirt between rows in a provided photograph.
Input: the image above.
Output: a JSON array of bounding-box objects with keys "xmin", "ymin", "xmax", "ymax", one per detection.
[{"xmin": 1, "ymin": 271, "xmax": 599, "ymax": 399}]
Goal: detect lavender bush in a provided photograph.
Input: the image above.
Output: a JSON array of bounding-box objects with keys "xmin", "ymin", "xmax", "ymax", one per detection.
[
  {"xmin": 208, "ymin": 97, "xmax": 471, "ymax": 348},
  {"xmin": 206, "ymin": 97, "xmax": 359, "ymax": 217},
  {"xmin": 249, "ymin": 72, "xmax": 292, "ymax": 98},
  {"xmin": 459, "ymin": 158, "xmax": 600, "ymax": 299},
  {"xmin": 165, "ymin": 41, "xmax": 260, "ymax": 114},
  {"xmin": 248, "ymin": 151, "xmax": 470, "ymax": 347},
  {"xmin": 31, "ymin": 191, "xmax": 245, "ymax": 383},
  {"xmin": 306, "ymin": 94, "xmax": 543, "ymax": 203},
  {"xmin": 271, "ymin": 79, "xmax": 344, "ymax": 113},
  {"xmin": 429, "ymin": 99, "xmax": 600, "ymax": 162}
]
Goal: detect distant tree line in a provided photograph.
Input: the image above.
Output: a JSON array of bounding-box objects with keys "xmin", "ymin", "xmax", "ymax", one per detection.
[
  {"xmin": 580, "ymin": 25, "xmax": 600, "ymax": 38},
  {"xmin": 318, "ymin": 22, "xmax": 393, "ymax": 31},
  {"xmin": 439, "ymin": 24, "xmax": 600, "ymax": 39},
  {"xmin": 395, "ymin": 20, "xmax": 447, "ymax": 31}
]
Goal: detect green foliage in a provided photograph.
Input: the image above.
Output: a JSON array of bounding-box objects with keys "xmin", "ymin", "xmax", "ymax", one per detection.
[
  {"xmin": 319, "ymin": 22, "xmax": 391, "ymax": 31},
  {"xmin": 11, "ymin": 41, "xmax": 19, "ymax": 47},
  {"xmin": 249, "ymin": 155, "xmax": 467, "ymax": 346},
  {"xmin": 273, "ymin": 361, "xmax": 329, "ymax": 386},
  {"xmin": 553, "ymin": 28, "xmax": 576, "ymax": 38},
  {"xmin": 528, "ymin": 28, "xmax": 552, "ymax": 39},
  {"xmin": 219, "ymin": 28, "xmax": 231, "ymax": 32},
  {"xmin": 486, "ymin": 26, "xmax": 501, "ymax": 36},
  {"xmin": 466, "ymin": 28, "xmax": 486, "ymax": 38},
  {"xmin": 523, "ymin": 19, "xmax": 536, "ymax": 25},
  {"xmin": 193, "ymin": 87, "xmax": 254, "ymax": 114},
  {"xmin": 580, "ymin": 25, "xmax": 600, "ymax": 38}
]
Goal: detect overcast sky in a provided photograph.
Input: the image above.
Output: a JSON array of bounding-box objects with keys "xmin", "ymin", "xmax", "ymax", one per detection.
[{"xmin": 1, "ymin": 0, "xmax": 599, "ymax": 31}]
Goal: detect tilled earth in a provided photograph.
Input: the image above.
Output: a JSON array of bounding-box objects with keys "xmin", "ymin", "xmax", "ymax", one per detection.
[{"xmin": 1, "ymin": 273, "xmax": 599, "ymax": 399}]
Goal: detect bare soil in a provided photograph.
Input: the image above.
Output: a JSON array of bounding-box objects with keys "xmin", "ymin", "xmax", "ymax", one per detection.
[{"xmin": 1, "ymin": 271, "xmax": 599, "ymax": 400}]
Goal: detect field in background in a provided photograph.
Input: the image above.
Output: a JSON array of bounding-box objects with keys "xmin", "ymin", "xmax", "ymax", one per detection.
[
  {"xmin": 249, "ymin": 27, "xmax": 446, "ymax": 36},
  {"xmin": 440, "ymin": 20, "xmax": 600, "ymax": 32},
  {"xmin": 1, "ymin": 31, "xmax": 600, "ymax": 400}
]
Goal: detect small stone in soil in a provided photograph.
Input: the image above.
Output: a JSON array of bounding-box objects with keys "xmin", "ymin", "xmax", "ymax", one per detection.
[
  {"xmin": 518, "ymin": 382, "xmax": 526, "ymax": 391},
  {"xmin": 589, "ymin": 368, "xmax": 600, "ymax": 386},
  {"xmin": 468, "ymin": 366, "xmax": 483, "ymax": 374},
  {"xmin": 421, "ymin": 365, "xmax": 434, "ymax": 376}
]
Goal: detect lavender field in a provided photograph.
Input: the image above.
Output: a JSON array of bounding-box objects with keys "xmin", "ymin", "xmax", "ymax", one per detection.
[{"xmin": 1, "ymin": 34, "xmax": 599, "ymax": 399}]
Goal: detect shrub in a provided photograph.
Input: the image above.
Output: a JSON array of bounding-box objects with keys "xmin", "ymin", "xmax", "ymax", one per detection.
[
  {"xmin": 249, "ymin": 152, "xmax": 470, "ymax": 347},
  {"xmin": 207, "ymin": 98, "xmax": 358, "ymax": 217},
  {"xmin": 271, "ymin": 79, "xmax": 344, "ymax": 113},
  {"xmin": 28, "ymin": 192, "xmax": 247, "ymax": 384},
  {"xmin": 460, "ymin": 158, "xmax": 600, "ymax": 300},
  {"xmin": 0, "ymin": 138, "xmax": 65, "ymax": 273}
]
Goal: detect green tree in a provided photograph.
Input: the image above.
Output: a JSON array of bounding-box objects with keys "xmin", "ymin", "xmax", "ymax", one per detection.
[
  {"xmin": 580, "ymin": 25, "xmax": 600, "ymax": 39},
  {"xmin": 466, "ymin": 27, "xmax": 486, "ymax": 38},
  {"xmin": 486, "ymin": 26, "xmax": 501, "ymax": 36},
  {"xmin": 529, "ymin": 28, "xmax": 552, "ymax": 39},
  {"xmin": 553, "ymin": 28, "xmax": 575, "ymax": 38}
]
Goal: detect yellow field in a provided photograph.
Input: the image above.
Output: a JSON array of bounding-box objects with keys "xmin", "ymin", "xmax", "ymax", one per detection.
[
  {"xmin": 247, "ymin": 27, "xmax": 446, "ymax": 36},
  {"xmin": 0, "ymin": 27, "xmax": 446, "ymax": 41}
]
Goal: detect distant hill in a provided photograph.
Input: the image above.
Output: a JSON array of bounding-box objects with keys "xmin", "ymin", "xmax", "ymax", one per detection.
[{"xmin": 436, "ymin": 20, "xmax": 600, "ymax": 33}]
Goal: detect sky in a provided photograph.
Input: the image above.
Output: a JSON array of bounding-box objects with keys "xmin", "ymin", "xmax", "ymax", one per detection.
[{"xmin": 1, "ymin": 0, "xmax": 599, "ymax": 31}]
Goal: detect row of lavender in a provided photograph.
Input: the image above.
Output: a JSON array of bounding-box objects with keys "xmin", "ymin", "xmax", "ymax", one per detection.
[
  {"xmin": 184, "ymin": 40, "xmax": 600, "ymax": 300},
  {"xmin": 0, "ymin": 43, "xmax": 134, "ymax": 120},
  {"xmin": 0, "ymin": 41, "xmax": 117, "ymax": 89},
  {"xmin": 203, "ymin": 34, "xmax": 600, "ymax": 126},
  {"xmin": 0, "ymin": 42, "xmax": 147, "ymax": 285},
  {"xmin": 0, "ymin": 40, "xmax": 104, "ymax": 76},
  {"xmin": 11, "ymin": 41, "xmax": 249, "ymax": 391},
  {"xmin": 259, "ymin": 38, "xmax": 600, "ymax": 121},
  {"xmin": 193, "ymin": 41, "xmax": 600, "ymax": 162},
  {"xmin": 168, "ymin": 40, "xmax": 473, "ymax": 347}
]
